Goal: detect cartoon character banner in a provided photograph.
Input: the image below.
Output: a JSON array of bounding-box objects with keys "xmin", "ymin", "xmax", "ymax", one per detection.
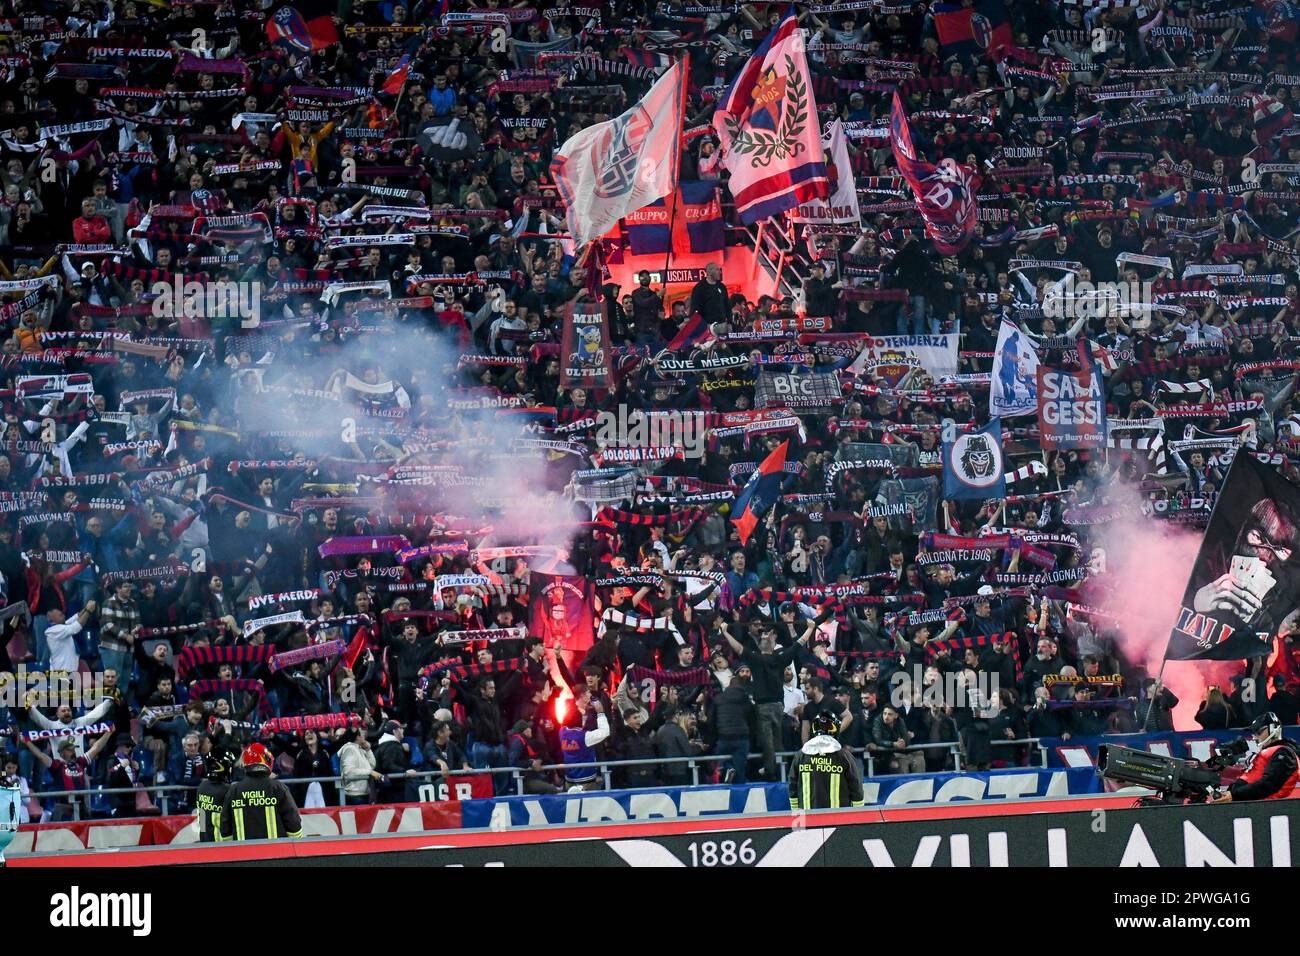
[
  {"xmin": 560, "ymin": 299, "xmax": 612, "ymax": 389},
  {"xmin": 943, "ymin": 419, "xmax": 1006, "ymax": 501},
  {"xmin": 1167, "ymin": 453, "xmax": 1300, "ymax": 661},
  {"xmin": 990, "ymin": 320, "xmax": 1040, "ymax": 419}
]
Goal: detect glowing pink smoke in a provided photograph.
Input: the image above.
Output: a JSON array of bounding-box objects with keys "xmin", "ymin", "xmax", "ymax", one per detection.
[{"xmin": 1088, "ymin": 484, "xmax": 1213, "ymax": 729}]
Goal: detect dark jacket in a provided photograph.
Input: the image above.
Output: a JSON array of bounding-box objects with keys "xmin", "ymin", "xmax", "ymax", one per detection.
[
  {"xmin": 712, "ymin": 679, "xmax": 755, "ymax": 739},
  {"xmin": 1269, "ymin": 688, "xmax": 1300, "ymax": 727},
  {"xmin": 456, "ymin": 673, "xmax": 520, "ymax": 746},
  {"xmin": 915, "ymin": 707, "xmax": 959, "ymax": 772},
  {"xmin": 613, "ymin": 725, "xmax": 659, "ymax": 788},
  {"xmin": 429, "ymin": 736, "xmax": 470, "ymax": 773},
  {"xmin": 218, "ymin": 769, "xmax": 303, "ymax": 840},
  {"xmin": 629, "ymin": 286, "xmax": 664, "ymax": 334},
  {"xmin": 387, "ymin": 633, "xmax": 441, "ymax": 685},
  {"xmin": 1195, "ymin": 701, "xmax": 1234, "ymax": 730},
  {"xmin": 803, "ymin": 276, "xmax": 837, "ymax": 318},
  {"xmin": 197, "ymin": 777, "xmax": 228, "ymax": 842},
  {"xmin": 1022, "ymin": 654, "xmax": 1064, "ymax": 695},
  {"xmin": 961, "ymin": 717, "xmax": 993, "ymax": 766},
  {"xmin": 291, "ymin": 745, "xmax": 336, "ymax": 805},
  {"xmin": 1026, "ymin": 702, "xmax": 1069, "ymax": 738},
  {"xmin": 978, "ymin": 647, "xmax": 1017, "ymax": 691},
  {"xmin": 688, "ymin": 276, "xmax": 729, "ymax": 326},
  {"xmin": 654, "ymin": 721, "xmax": 704, "ymax": 786},
  {"xmin": 870, "ymin": 713, "xmax": 908, "ymax": 755},
  {"xmin": 374, "ymin": 732, "xmax": 410, "ymax": 801},
  {"xmin": 739, "ymin": 644, "xmax": 797, "ymax": 705}
]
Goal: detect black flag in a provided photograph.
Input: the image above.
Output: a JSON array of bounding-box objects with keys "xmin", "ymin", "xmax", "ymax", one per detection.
[{"xmin": 1167, "ymin": 453, "xmax": 1300, "ymax": 661}]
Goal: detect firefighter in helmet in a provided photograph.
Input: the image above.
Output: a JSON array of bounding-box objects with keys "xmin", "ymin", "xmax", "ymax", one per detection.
[
  {"xmin": 218, "ymin": 742, "xmax": 304, "ymax": 840},
  {"xmin": 197, "ymin": 745, "xmax": 239, "ymax": 843},
  {"xmin": 788, "ymin": 710, "xmax": 865, "ymax": 811}
]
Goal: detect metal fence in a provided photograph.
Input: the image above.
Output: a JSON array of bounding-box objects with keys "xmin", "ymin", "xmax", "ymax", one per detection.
[{"xmin": 24, "ymin": 737, "xmax": 1046, "ymax": 822}]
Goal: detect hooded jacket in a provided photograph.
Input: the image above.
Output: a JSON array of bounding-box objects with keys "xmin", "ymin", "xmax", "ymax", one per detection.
[
  {"xmin": 337, "ymin": 740, "xmax": 377, "ymax": 797},
  {"xmin": 374, "ymin": 732, "xmax": 409, "ymax": 775}
]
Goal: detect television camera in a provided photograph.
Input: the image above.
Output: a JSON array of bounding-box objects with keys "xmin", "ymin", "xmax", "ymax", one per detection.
[{"xmin": 1097, "ymin": 740, "xmax": 1249, "ymax": 806}]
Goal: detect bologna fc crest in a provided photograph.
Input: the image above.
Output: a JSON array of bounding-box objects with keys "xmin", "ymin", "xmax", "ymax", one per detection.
[
  {"xmin": 970, "ymin": 12, "xmax": 995, "ymax": 49},
  {"xmin": 591, "ymin": 105, "xmax": 655, "ymax": 200},
  {"xmin": 870, "ymin": 349, "xmax": 919, "ymax": 388},
  {"xmin": 750, "ymin": 67, "xmax": 787, "ymax": 132},
  {"xmin": 269, "ymin": 7, "xmax": 312, "ymax": 53}
]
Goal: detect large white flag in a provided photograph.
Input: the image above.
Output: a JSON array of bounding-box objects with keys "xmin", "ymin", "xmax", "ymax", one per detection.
[
  {"xmin": 792, "ymin": 119, "xmax": 861, "ymax": 225},
  {"xmin": 550, "ymin": 59, "xmax": 686, "ymax": 248},
  {"xmin": 990, "ymin": 320, "xmax": 1040, "ymax": 419}
]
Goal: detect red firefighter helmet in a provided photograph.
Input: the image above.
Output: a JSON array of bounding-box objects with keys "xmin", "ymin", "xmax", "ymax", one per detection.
[{"xmin": 242, "ymin": 742, "xmax": 273, "ymax": 771}]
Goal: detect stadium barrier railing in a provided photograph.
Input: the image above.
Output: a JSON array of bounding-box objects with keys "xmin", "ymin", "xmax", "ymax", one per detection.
[{"xmin": 23, "ymin": 737, "xmax": 1044, "ymax": 821}]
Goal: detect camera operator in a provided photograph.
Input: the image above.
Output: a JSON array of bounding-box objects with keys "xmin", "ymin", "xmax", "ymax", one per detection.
[{"xmin": 1210, "ymin": 712, "xmax": 1298, "ymax": 803}]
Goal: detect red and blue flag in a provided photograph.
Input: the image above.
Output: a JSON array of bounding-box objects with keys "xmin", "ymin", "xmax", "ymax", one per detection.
[
  {"xmin": 1257, "ymin": 0, "xmax": 1300, "ymax": 41},
  {"xmin": 666, "ymin": 312, "xmax": 717, "ymax": 353},
  {"xmin": 381, "ymin": 54, "xmax": 412, "ymax": 95},
  {"xmin": 933, "ymin": 0, "xmax": 1012, "ymax": 58},
  {"xmin": 624, "ymin": 181, "xmax": 724, "ymax": 256},
  {"xmin": 889, "ymin": 91, "xmax": 981, "ymax": 255},
  {"xmin": 266, "ymin": 6, "xmax": 338, "ymax": 54},
  {"xmin": 711, "ymin": 9, "xmax": 828, "ymax": 224},
  {"xmin": 1034, "ymin": 344, "xmax": 1107, "ymax": 453},
  {"xmin": 732, "ymin": 439, "xmax": 789, "ymax": 545}
]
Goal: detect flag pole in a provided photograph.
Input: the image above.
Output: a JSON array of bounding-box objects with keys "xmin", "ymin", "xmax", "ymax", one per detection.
[
  {"xmin": 1141, "ymin": 657, "xmax": 1168, "ymax": 732},
  {"xmin": 662, "ymin": 188, "xmax": 681, "ymax": 289},
  {"xmin": 661, "ymin": 54, "xmax": 689, "ymax": 294}
]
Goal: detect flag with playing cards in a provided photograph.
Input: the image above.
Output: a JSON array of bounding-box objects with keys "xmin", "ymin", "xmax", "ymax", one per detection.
[{"xmin": 1167, "ymin": 454, "xmax": 1300, "ymax": 661}]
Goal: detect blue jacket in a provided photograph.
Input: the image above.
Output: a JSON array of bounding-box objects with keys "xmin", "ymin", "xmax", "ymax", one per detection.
[
  {"xmin": 74, "ymin": 519, "xmax": 127, "ymax": 581},
  {"xmin": 725, "ymin": 569, "xmax": 758, "ymax": 600},
  {"xmin": 428, "ymin": 87, "xmax": 456, "ymax": 116}
]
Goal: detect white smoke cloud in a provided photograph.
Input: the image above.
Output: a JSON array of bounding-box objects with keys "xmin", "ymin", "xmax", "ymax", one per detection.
[{"xmin": 222, "ymin": 318, "xmax": 585, "ymax": 562}]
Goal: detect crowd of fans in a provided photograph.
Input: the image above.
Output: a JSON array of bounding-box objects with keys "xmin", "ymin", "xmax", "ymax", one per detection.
[{"xmin": 2, "ymin": 0, "xmax": 1300, "ymax": 825}]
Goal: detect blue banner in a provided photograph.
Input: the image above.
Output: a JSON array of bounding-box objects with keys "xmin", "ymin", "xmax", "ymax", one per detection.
[
  {"xmin": 943, "ymin": 418, "xmax": 1006, "ymax": 500},
  {"xmin": 862, "ymin": 767, "xmax": 1098, "ymax": 805},
  {"xmin": 459, "ymin": 769, "xmax": 1100, "ymax": 828},
  {"xmin": 1040, "ymin": 728, "xmax": 1300, "ymax": 767},
  {"xmin": 459, "ymin": 783, "xmax": 788, "ymax": 829}
]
